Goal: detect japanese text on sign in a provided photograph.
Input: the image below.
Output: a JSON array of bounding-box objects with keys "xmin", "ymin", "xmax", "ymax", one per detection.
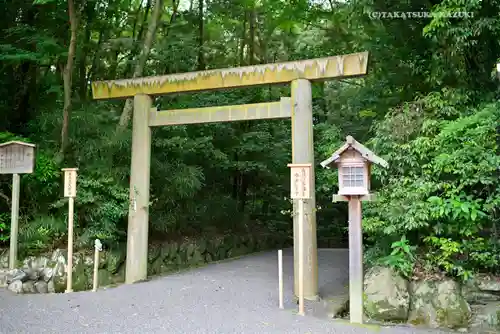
[
  {"xmin": 63, "ymin": 168, "xmax": 78, "ymax": 198},
  {"xmin": 0, "ymin": 143, "xmax": 35, "ymax": 174},
  {"xmin": 287, "ymin": 164, "xmax": 311, "ymax": 199}
]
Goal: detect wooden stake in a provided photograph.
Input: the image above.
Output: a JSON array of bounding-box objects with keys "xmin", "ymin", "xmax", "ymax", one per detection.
[
  {"xmin": 348, "ymin": 196, "xmax": 363, "ymax": 323},
  {"xmin": 298, "ymin": 198, "xmax": 305, "ymax": 316},
  {"xmin": 278, "ymin": 249, "xmax": 284, "ymax": 309},
  {"xmin": 9, "ymin": 173, "xmax": 20, "ymax": 270},
  {"xmin": 92, "ymin": 239, "xmax": 102, "ymax": 292},
  {"xmin": 65, "ymin": 196, "xmax": 74, "ymax": 293}
]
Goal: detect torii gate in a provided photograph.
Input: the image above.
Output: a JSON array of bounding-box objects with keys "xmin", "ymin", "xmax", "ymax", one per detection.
[{"xmin": 91, "ymin": 51, "xmax": 369, "ymax": 300}]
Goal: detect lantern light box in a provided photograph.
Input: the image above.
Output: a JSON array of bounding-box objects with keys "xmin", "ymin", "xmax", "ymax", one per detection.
[{"xmin": 320, "ymin": 136, "xmax": 388, "ymax": 196}]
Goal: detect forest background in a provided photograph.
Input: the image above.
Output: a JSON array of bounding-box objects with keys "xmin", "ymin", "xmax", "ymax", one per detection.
[{"xmin": 0, "ymin": 0, "xmax": 499, "ymax": 280}]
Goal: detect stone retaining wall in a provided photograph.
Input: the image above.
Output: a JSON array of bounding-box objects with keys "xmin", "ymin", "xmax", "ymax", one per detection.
[
  {"xmin": 362, "ymin": 266, "xmax": 500, "ymax": 332},
  {"xmin": 0, "ymin": 233, "xmax": 291, "ymax": 293}
]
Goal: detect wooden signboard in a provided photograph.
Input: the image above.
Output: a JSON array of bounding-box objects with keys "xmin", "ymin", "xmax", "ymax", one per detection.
[
  {"xmin": 0, "ymin": 141, "xmax": 35, "ymax": 174},
  {"xmin": 287, "ymin": 163, "xmax": 312, "ymax": 200},
  {"xmin": 287, "ymin": 163, "xmax": 312, "ymax": 316},
  {"xmin": 62, "ymin": 168, "xmax": 78, "ymax": 198},
  {"xmin": 0, "ymin": 141, "xmax": 36, "ymax": 270}
]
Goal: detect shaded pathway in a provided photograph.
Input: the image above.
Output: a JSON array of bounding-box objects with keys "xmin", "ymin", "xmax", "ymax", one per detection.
[{"xmin": 0, "ymin": 249, "xmax": 445, "ymax": 333}]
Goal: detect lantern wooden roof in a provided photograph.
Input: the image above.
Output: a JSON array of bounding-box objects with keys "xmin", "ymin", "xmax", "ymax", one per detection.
[
  {"xmin": 0, "ymin": 141, "xmax": 35, "ymax": 148},
  {"xmin": 320, "ymin": 135, "xmax": 388, "ymax": 169}
]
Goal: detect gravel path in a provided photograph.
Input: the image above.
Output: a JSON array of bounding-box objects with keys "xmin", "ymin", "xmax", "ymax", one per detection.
[{"xmin": 0, "ymin": 249, "xmax": 446, "ymax": 334}]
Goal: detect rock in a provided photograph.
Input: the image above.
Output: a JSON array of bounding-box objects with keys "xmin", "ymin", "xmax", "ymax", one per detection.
[
  {"xmin": 97, "ymin": 269, "xmax": 113, "ymax": 287},
  {"xmin": 47, "ymin": 280, "xmax": 55, "ymax": 293},
  {"xmin": 463, "ymin": 276, "xmax": 500, "ymax": 304},
  {"xmin": 45, "ymin": 249, "xmax": 69, "ymax": 292},
  {"xmin": 323, "ymin": 293, "xmax": 349, "ymax": 318},
  {"xmin": 25, "ymin": 268, "xmax": 40, "ymax": 281},
  {"xmin": 41, "ymin": 267, "xmax": 55, "ymax": 282},
  {"xmin": 7, "ymin": 268, "xmax": 29, "ymax": 283},
  {"xmin": 148, "ymin": 244, "xmax": 162, "ymax": 264},
  {"xmin": 0, "ymin": 249, "xmax": 8, "ymax": 268},
  {"xmin": 7, "ymin": 280, "xmax": 23, "ymax": 294},
  {"xmin": 51, "ymin": 249, "xmax": 66, "ymax": 263},
  {"xmin": 0, "ymin": 268, "xmax": 9, "ymax": 287},
  {"xmin": 408, "ymin": 279, "xmax": 471, "ymax": 329},
  {"xmin": 476, "ymin": 277, "xmax": 500, "ymax": 292},
  {"xmin": 23, "ymin": 255, "xmax": 49, "ymax": 273},
  {"xmin": 188, "ymin": 250, "xmax": 204, "ymax": 265},
  {"xmin": 470, "ymin": 302, "xmax": 500, "ymax": 331},
  {"xmin": 106, "ymin": 248, "xmax": 125, "ymax": 274},
  {"xmin": 22, "ymin": 281, "xmax": 37, "ymax": 293},
  {"xmin": 148, "ymin": 257, "xmax": 167, "ymax": 276},
  {"xmin": 72, "ymin": 253, "xmax": 92, "ymax": 291},
  {"xmin": 34, "ymin": 281, "xmax": 49, "ymax": 294},
  {"xmin": 363, "ymin": 266, "xmax": 410, "ymax": 321}
]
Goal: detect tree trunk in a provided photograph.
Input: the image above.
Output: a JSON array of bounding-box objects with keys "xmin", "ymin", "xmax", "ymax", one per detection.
[
  {"xmin": 124, "ymin": 0, "xmax": 152, "ymax": 78},
  {"xmin": 248, "ymin": 7, "xmax": 256, "ymax": 65},
  {"xmin": 197, "ymin": 0, "xmax": 205, "ymax": 70},
  {"xmin": 117, "ymin": 0, "xmax": 164, "ymax": 130},
  {"xmin": 239, "ymin": 11, "xmax": 247, "ymax": 66},
  {"xmin": 60, "ymin": 0, "xmax": 79, "ymax": 159},
  {"xmin": 163, "ymin": 0, "xmax": 180, "ymax": 74},
  {"xmin": 78, "ymin": 0, "xmax": 95, "ymax": 99},
  {"xmin": 87, "ymin": 29, "xmax": 104, "ymax": 82}
]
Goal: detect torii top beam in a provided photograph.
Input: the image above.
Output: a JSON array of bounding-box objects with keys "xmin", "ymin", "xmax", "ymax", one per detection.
[{"xmin": 91, "ymin": 51, "xmax": 369, "ymax": 99}]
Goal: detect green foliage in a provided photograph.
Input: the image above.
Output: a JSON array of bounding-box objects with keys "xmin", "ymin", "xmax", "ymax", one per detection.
[
  {"xmin": 364, "ymin": 91, "xmax": 500, "ymax": 279},
  {"xmin": 0, "ymin": 213, "xmax": 9, "ymax": 242},
  {"xmin": 379, "ymin": 236, "xmax": 416, "ymax": 279},
  {"xmin": 0, "ymin": 0, "xmax": 499, "ymax": 281}
]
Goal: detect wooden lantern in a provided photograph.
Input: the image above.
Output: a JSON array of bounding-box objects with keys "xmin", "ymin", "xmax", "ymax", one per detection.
[
  {"xmin": 320, "ymin": 136, "xmax": 388, "ymax": 196},
  {"xmin": 0, "ymin": 141, "xmax": 36, "ymax": 175}
]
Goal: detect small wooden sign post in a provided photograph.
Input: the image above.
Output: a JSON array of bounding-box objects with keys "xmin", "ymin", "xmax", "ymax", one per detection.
[
  {"xmin": 62, "ymin": 167, "xmax": 78, "ymax": 293},
  {"xmin": 320, "ymin": 136, "xmax": 388, "ymax": 324},
  {"xmin": 287, "ymin": 163, "xmax": 312, "ymax": 316},
  {"xmin": 0, "ymin": 141, "xmax": 36, "ymax": 269}
]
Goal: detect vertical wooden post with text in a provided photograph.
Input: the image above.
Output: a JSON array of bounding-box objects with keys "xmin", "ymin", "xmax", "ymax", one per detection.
[
  {"xmin": 0, "ymin": 141, "xmax": 36, "ymax": 270},
  {"xmin": 320, "ymin": 136, "xmax": 388, "ymax": 324},
  {"xmin": 62, "ymin": 167, "xmax": 78, "ymax": 293},
  {"xmin": 287, "ymin": 163, "xmax": 312, "ymax": 316}
]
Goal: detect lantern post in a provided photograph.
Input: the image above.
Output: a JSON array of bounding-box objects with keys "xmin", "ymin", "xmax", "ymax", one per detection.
[{"xmin": 320, "ymin": 136, "xmax": 388, "ymax": 324}]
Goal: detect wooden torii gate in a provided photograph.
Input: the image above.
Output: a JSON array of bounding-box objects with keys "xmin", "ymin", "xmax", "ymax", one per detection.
[{"xmin": 91, "ymin": 51, "xmax": 369, "ymax": 300}]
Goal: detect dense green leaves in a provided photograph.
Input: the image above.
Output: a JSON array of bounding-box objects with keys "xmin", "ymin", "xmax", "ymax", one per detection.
[
  {"xmin": 364, "ymin": 91, "xmax": 500, "ymax": 278},
  {"xmin": 0, "ymin": 0, "xmax": 499, "ymax": 279}
]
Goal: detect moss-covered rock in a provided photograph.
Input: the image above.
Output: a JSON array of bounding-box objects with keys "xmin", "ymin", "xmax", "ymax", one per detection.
[
  {"xmin": 363, "ymin": 266, "xmax": 410, "ymax": 322},
  {"xmin": 408, "ymin": 279, "xmax": 471, "ymax": 329},
  {"xmin": 470, "ymin": 301, "xmax": 500, "ymax": 331},
  {"xmin": 106, "ymin": 247, "xmax": 126, "ymax": 274}
]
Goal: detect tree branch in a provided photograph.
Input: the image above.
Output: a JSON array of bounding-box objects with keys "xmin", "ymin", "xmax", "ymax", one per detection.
[{"xmin": 0, "ymin": 192, "xmax": 10, "ymax": 205}]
